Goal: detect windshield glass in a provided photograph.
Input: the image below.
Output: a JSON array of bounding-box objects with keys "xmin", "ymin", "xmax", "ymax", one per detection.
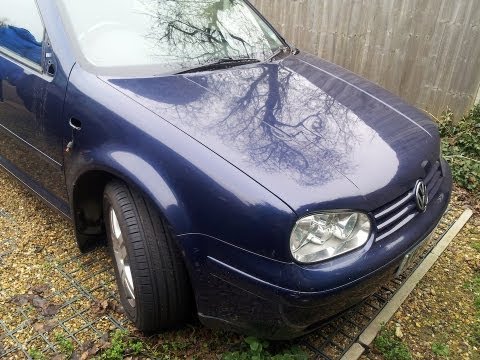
[{"xmin": 58, "ymin": 0, "xmax": 284, "ymax": 75}]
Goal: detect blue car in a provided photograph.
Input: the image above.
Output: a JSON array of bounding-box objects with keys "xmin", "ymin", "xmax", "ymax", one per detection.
[{"xmin": 0, "ymin": 0, "xmax": 451, "ymax": 339}]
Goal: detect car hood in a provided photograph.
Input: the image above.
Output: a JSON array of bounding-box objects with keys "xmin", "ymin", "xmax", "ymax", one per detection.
[{"xmin": 103, "ymin": 53, "xmax": 440, "ymax": 215}]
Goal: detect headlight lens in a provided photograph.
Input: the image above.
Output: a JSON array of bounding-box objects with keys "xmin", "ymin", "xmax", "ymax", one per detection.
[{"xmin": 290, "ymin": 212, "xmax": 371, "ymax": 263}]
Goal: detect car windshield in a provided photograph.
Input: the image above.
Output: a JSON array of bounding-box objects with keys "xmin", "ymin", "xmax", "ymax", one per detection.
[{"xmin": 58, "ymin": 0, "xmax": 285, "ymax": 75}]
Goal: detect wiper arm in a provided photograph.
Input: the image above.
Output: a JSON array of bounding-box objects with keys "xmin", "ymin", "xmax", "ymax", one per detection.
[
  {"xmin": 266, "ymin": 46, "xmax": 299, "ymax": 62},
  {"xmin": 177, "ymin": 57, "xmax": 260, "ymax": 74},
  {"xmin": 216, "ymin": 57, "xmax": 259, "ymax": 63}
]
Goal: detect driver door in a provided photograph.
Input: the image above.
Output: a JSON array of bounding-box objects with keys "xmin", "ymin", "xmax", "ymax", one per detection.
[{"xmin": 0, "ymin": 0, "xmax": 69, "ymax": 213}]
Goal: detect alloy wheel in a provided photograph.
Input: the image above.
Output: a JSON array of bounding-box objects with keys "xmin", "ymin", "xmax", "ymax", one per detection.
[{"xmin": 109, "ymin": 207, "xmax": 136, "ymax": 307}]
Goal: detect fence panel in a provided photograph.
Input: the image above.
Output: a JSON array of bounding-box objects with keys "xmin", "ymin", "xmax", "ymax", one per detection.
[{"xmin": 251, "ymin": 0, "xmax": 480, "ymax": 117}]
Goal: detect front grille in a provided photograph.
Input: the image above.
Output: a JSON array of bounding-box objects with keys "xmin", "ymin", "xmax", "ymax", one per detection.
[{"xmin": 373, "ymin": 160, "xmax": 443, "ymax": 241}]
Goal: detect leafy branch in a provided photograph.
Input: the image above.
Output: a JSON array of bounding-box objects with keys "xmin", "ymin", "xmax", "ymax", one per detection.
[{"xmin": 439, "ymin": 105, "xmax": 480, "ymax": 193}]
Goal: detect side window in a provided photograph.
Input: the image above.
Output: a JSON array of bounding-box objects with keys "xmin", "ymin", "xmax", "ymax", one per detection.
[{"xmin": 0, "ymin": 0, "xmax": 44, "ymax": 67}]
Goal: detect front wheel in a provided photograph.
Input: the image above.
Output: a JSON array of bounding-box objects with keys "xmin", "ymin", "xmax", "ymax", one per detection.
[{"xmin": 103, "ymin": 180, "xmax": 192, "ymax": 332}]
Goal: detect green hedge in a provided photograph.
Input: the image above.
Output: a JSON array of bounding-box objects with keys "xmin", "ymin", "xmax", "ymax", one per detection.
[{"xmin": 439, "ymin": 105, "xmax": 480, "ymax": 194}]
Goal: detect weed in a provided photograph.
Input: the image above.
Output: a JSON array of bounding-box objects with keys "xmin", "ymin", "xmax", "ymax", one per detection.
[
  {"xmin": 374, "ymin": 328, "xmax": 411, "ymax": 360},
  {"xmin": 471, "ymin": 322, "xmax": 480, "ymax": 347},
  {"xmin": 464, "ymin": 274, "xmax": 480, "ymax": 311},
  {"xmin": 96, "ymin": 330, "xmax": 145, "ymax": 360},
  {"xmin": 472, "ymin": 242, "xmax": 480, "ymax": 252},
  {"xmin": 28, "ymin": 348, "xmax": 46, "ymax": 360},
  {"xmin": 55, "ymin": 333, "xmax": 74, "ymax": 357},
  {"xmin": 222, "ymin": 336, "xmax": 307, "ymax": 360},
  {"xmin": 159, "ymin": 339, "xmax": 188, "ymax": 353},
  {"xmin": 431, "ymin": 342, "xmax": 449, "ymax": 357},
  {"xmin": 130, "ymin": 340, "xmax": 144, "ymax": 355}
]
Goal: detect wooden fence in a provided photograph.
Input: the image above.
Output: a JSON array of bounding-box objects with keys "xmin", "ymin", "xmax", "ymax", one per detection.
[{"xmin": 251, "ymin": 0, "xmax": 480, "ymax": 118}]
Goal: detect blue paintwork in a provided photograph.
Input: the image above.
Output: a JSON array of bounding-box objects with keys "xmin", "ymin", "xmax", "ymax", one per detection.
[{"xmin": 0, "ymin": 0, "xmax": 452, "ymax": 339}]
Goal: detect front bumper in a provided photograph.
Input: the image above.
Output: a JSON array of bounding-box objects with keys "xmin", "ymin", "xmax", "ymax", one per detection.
[{"xmin": 179, "ymin": 161, "xmax": 453, "ymax": 340}]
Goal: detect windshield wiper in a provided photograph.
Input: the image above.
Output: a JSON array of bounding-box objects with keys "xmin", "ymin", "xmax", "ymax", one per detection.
[{"xmin": 177, "ymin": 57, "xmax": 260, "ymax": 74}]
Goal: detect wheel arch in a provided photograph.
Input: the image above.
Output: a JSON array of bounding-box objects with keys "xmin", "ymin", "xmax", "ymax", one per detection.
[{"xmin": 69, "ymin": 152, "xmax": 191, "ymax": 252}]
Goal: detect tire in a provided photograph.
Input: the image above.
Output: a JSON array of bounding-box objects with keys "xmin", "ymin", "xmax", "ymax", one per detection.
[{"xmin": 103, "ymin": 180, "xmax": 192, "ymax": 332}]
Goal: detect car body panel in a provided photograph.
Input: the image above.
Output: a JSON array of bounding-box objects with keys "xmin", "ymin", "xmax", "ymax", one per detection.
[
  {"xmin": 0, "ymin": 0, "xmax": 76, "ymax": 215},
  {"xmin": 0, "ymin": 37, "xmax": 68, "ymax": 203},
  {"xmin": 63, "ymin": 65, "xmax": 298, "ymax": 260}
]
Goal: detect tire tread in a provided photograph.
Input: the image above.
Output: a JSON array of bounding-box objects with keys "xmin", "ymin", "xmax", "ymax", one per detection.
[{"xmin": 103, "ymin": 180, "xmax": 191, "ymax": 332}]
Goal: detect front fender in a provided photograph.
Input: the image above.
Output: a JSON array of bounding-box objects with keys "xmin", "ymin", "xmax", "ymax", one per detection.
[
  {"xmin": 63, "ymin": 65, "xmax": 298, "ymax": 261},
  {"xmin": 66, "ymin": 148, "xmax": 191, "ymax": 235}
]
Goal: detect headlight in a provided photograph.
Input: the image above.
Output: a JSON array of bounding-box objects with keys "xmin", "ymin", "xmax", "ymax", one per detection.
[{"xmin": 290, "ymin": 211, "xmax": 371, "ymax": 263}]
